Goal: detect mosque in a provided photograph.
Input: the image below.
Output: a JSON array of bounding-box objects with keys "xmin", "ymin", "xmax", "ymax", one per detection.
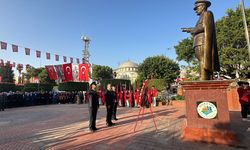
[{"xmin": 114, "ymin": 60, "xmax": 139, "ymax": 84}]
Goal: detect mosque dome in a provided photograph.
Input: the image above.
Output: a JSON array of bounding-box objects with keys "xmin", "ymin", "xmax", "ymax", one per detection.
[{"xmin": 118, "ymin": 60, "xmax": 139, "ymax": 69}]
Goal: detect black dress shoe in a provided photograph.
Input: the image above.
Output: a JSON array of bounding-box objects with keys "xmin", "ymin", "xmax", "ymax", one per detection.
[
  {"xmin": 93, "ymin": 127, "xmax": 98, "ymax": 130},
  {"xmin": 114, "ymin": 118, "xmax": 118, "ymax": 120}
]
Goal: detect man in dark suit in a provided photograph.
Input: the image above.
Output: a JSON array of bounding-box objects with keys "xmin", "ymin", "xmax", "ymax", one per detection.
[
  {"xmin": 88, "ymin": 82, "xmax": 99, "ymax": 132},
  {"xmin": 112, "ymin": 85, "xmax": 118, "ymax": 120},
  {"xmin": 105, "ymin": 83, "xmax": 115, "ymax": 126}
]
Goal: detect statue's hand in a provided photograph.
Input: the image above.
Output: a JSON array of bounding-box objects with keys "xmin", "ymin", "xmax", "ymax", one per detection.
[{"xmin": 181, "ymin": 28, "xmax": 192, "ymax": 33}]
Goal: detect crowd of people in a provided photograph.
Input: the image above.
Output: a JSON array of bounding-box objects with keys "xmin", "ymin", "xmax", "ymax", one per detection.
[
  {"xmin": 0, "ymin": 91, "xmax": 88, "ymax": 111},
  {"xmin": 237, "ymin": 81, "xmax": 250, "ymax": 121}
]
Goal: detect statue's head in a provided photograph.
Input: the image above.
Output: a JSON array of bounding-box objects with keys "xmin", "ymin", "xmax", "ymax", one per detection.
[{"xmin": 194, "ymin": 0, "xmax": 211, "ymax": 15}]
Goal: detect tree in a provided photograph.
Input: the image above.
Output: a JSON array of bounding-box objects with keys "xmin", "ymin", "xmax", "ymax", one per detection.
[
  {"xmin": 0, "ymin": 62, "xmax": 15, "ymax": 83},
  {"xmin": 175, "ymin": 37, "xmax": 195, "ymax": 65},
  {"xmin": 175, "ymin": 7, "xmax": 250, "ymax": 79},
  {"xmin": 92, "ymin": 65, "xmax": 113, "ymax": 81},
  {"xmin": 38, "ymin": 68, "xmax": 55, "ymax": 84},
  {"xmin": 216, "ymin": 7, "xmax": 250, "ymax": 78},
  {"xmin": 138, "ymin": 55, "xmax": 180, "ymax": 83}
]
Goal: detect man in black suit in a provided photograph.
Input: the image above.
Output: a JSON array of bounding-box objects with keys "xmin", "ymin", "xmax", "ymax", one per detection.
[
  {"xmin": 112, "ymin": 85, "xmax": 118, "ymax": 120},
  {"xmin": 105, "ymin": 83, "xmax": 115, "ymax": 126},
  {"xmin": 88, "ymin": 82, "xmax": 99, "ymax": 132}
]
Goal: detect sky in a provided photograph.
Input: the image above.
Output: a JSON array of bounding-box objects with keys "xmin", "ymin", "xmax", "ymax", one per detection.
[{"xmin": 0, "ymin": 0, "xmax": 249, "ymax": 71}]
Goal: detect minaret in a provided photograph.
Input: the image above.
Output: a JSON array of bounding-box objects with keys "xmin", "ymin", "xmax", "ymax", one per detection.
[{"xmin": 81, "ymin": 36, "xmax": 90, "ymax": 64}]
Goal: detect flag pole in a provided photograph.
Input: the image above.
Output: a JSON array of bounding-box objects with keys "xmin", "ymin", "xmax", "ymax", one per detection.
[{"xmin": 240, "ymin": 0, "xmax": 250, "ymax": 59}]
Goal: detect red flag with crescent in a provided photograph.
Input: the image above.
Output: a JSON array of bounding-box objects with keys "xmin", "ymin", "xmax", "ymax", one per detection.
[
  {"xmin": 45, "ymin": 65, "xmax": 58, "ymax": 80},
  {"xmin": 63, "ymin": 63, "xmax": 73, "ymax": 81},
  {"xmin": 78, "ymin": 63, "xmax": 89, "ymax": 81}
]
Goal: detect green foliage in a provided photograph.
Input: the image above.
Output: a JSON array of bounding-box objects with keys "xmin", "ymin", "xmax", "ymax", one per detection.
[
  {"xmin": 149, "ymin": 79, "xmax": 166, "ymax": 92},
  {"xmin": 175, "ymin": 37, "xmax": 195, "ymax": 64},
  {"xmin": 100, "ymin": 79, "xmax": 131, "ymax": 90},
  {"xmin": 0, "ymin": 83, "xmax": 16, "ymax": 92},
  {"xmin": 23, "ymin": 83, "xmax": 53, "ymax": 92},
  {"xmin": 58, "ymin": 82, "xmax": 89, "ymax": 91},
  {"xmin": 38, "ymin": 68, "xmax": 55, "ymax": 84},
  {"xmin": 138, "ymin": 55, "xmax": 180, "ymax": 83},
  {"xmin": 173, "ymin": 95, "xmax": 185, "ymax": 100},
  {"xmin": 0, "ymin": 62, "xmax": 15, "ymax": 83},
  {"xmin": 216, "ymin": 7, "xmax": 250, "ymax": 78},
  {"xmin": 92, "ymin": 65, "xmax": 113, "ymax": 81}
]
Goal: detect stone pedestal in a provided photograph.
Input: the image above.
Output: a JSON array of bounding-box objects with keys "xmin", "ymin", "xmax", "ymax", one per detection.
[{"xmin": 181, "ymin": 80, "xmax": 237, "ymax": 145}]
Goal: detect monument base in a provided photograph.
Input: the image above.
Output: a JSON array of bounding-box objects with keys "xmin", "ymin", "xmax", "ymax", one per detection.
[
  {"xmin": 181, "ymin": 80, "xmax": 238, "ymax": 145},
  {"xmin": 183, "ymin": 127, "xmax": 237, "ymax": 145}
]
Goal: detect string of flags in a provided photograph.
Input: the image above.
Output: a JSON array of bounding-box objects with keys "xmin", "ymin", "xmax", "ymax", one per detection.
[
  {"xmin": 0, "ymin": 59, "xmax": 89, "ymax": 82},
  {"xmin": 0, "ymin": 41, "xmax": 80, "ymax": 64}
]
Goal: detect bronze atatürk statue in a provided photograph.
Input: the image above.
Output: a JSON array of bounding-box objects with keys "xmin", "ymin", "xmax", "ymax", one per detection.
[{"xmin": 182, "ymin": 0, "xmax": 220, "ymax": 80}]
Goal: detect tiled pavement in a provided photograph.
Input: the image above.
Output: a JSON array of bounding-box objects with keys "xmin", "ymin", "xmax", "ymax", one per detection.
[{"xmin": 0, "ymin": 102, "xmax": 249, "ymax": 150}]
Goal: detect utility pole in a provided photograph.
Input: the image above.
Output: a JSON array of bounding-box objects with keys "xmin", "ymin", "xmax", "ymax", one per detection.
[{"xmin": 240, "ymin": 0, "xmax": 250, "ymax": 59}]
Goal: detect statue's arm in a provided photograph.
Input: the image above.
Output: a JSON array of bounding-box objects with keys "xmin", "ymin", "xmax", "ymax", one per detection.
[{"xmin": 190, "ymin": 25, "xmax": 204, "ymax": 35}]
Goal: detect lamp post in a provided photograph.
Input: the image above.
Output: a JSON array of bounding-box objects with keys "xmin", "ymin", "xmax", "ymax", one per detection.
[{"xmin": 240, "ymin": 0, "xmax": 250, "ymax": 59}]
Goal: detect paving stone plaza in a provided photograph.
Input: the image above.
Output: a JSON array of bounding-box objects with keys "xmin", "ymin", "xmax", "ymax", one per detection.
[{"xmin": 0, "ymin": 102, "xmax": 249, "ymax": 150}]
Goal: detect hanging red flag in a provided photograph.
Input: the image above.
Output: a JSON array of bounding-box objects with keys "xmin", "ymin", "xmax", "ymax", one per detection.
[
  {"xmin": 54, "ymin": 65, "xmax": 65, "ymax": 81},
  {"xmin": 76, "ymin": 58, "xmax": 80, "ymax": 64},
  {"xmin": 45, "ymin": 65, "xmax": 58, "ymax": 80},
  {"xmin": 78, "ymin": 63, "xmax": 89, "ymax": 81},
  {"xmin": 25, "ymin": 48, "xmax": 30, "ymax": 55},
  {"xmin": 12, "ymin": 44, "xmax": 18, "ymax": 52},
  {"xmin": 36, "ymin": 51, "xmax": 41, "ymax": 58},
  {"xmin": 1, "ymin": 41, "xmax": 7, "ymax": 50},
  {"xmin": 63, "ymin": 56, "xmax": 67, "ymax": 62},
  {"xmin": 70, "ymin": 57, "xmax": 73, "ymax": 63},
  {"xmin": 0, "ymin": 76, "xmax": 2, "ymax": 82},
  {"xmin": 63, "ymin": 63, "xmax": 73, "ymax": 81},
  {"xmin": 46, "ymin": 52, "xmax": 50, "ymax": 60},
  {"xmin": 55, "ymin": 55, "xmax": 59, "ymax": 61}
]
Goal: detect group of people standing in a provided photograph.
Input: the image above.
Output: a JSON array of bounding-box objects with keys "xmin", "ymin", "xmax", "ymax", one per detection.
[
  {"xmin": 87, "ymin": 81, "xmax": 158, "ymax": 132},
  {"xmin": 88, "ymin": 82, "xmax": 119, "ymax": 132},
  {"xmin": 96, "ymin": 86, "xmax": 157, "ymax": 108},
  {"xmin": 237, "ymin": 81, "xmax": 250, "ymax": 121}
]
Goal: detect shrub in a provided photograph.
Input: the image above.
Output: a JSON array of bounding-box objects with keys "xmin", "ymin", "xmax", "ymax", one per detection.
[
  {"xmin": 58, "ymin": 82, "xmax": 89, "ymax": 91},
  {"xmin": 0, "ymin": 83, "xmax": 16, "ymax": 92},
  {"xmin": 23, "ymin": 83, "xmax": 53, "ymax": 92}
]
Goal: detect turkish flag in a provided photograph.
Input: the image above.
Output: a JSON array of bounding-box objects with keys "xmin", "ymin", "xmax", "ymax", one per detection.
[
  {"xmin": 46, "ymin": 53, "xmax": 50, "ymax": 60},
  {"xmin": 78, "ymin": 63, "xmax": 89, "ymax": 81},
  {"xmin": 63, "ymin": 63, "xmax": 73, "ymax": 81},
  {"xmin": 55, "ymin": 55, "xmax": 59, "ymax": 61},
  {"xmin": 25, "ymin": 48, "xmax": 30, "ymax": 55},
  {"xmin": 12, "ymin": 44, "xmax": 18, "ymax": 52},
  {"xmin": 76, "ymin": 58, "xmax": 80, "ymax": 64},
  {"xmin": 45, "ymin": 65, "xmax": 58, "ymax": 80},
  {"xmin": 63, "ymin": 56, "xmax": 67, "ymax": 62},
  {"xmin": 1, "ymin": 41, "xmax": 7, "ymax": 50},
  {"xmin": 36, "ymin": 50, "xmax": 41, "ymax": 58}
]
